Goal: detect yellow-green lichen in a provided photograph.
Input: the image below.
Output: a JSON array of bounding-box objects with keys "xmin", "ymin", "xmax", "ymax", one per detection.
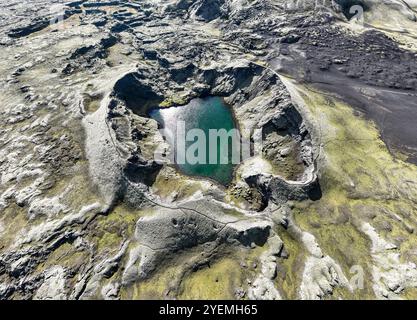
[
  {"xmin": 283, "ymin": 82, "xmax": 417, "ymax": 299},
  {"xmin": 275, "ymin": 226, "xmax": 306, "ymax": 299}
]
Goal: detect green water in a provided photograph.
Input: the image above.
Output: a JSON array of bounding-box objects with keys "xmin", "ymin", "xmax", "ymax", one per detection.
[{"xmin": 149, "ymin": 97, "xmax": 239, "ymax": 185}]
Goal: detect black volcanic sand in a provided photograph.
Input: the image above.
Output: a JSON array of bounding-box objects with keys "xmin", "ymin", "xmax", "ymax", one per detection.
[{"xmin": 272, "ymin": 26, "xmax": 417, "ymax": 164}]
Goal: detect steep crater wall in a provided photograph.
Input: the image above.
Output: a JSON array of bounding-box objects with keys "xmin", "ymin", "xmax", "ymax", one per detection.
[{"xmin": 92, "ymin": 60, "xmax": 320, "ymax": 208}]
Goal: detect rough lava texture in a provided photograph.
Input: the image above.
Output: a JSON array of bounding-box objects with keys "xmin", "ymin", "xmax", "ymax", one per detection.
[{"xmin": 0, "ymin": 0, "xmax": 416, "ymax": 300}]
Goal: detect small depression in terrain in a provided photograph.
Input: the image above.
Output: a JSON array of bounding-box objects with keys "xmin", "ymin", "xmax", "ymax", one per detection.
[{"xmin": 149, "ymin": 97, "xmax": 239, "ymax": 186}]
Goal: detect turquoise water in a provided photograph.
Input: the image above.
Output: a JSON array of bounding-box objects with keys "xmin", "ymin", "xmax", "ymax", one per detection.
[{"xmin": 149, "ymin": 97, "xmax": 239, "ymax": 185}]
